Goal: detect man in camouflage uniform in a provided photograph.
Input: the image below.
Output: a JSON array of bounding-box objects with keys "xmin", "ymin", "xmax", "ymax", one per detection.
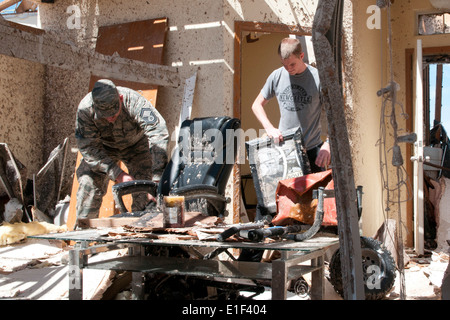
[{"xmin": 75, "ymin": 79, "xmax": 169, "ymax": 221}]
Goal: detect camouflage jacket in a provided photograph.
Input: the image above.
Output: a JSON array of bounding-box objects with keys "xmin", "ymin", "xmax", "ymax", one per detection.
[{"xmin": 75, "ymin": 86, "xmax": 169, "ymax": 181}]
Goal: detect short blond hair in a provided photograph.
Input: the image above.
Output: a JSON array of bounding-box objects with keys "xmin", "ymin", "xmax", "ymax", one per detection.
[{"xmin": 278, "ymin": 38, "xmax": 303, "ymax": 59}]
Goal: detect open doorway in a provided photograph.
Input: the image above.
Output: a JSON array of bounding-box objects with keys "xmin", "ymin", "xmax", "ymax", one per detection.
[
  {"xmin": 422, "ymin": 57, "xmax": 450, "ymax": 250},
  {"xmin": 406, "ymin": 47, "xmax": 450, "ymax": 251},
  {"xmin": 233, "ymin": 21, "xmax": 311, "ymax": 222}
]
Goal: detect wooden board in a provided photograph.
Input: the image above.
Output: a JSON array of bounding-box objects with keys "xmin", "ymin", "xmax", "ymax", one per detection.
[
  {"xmin": 77, "ymin": 217, "xmax": 141, "ymax": 229},
  {"xmin": 89, "ymin": 17, "xmax": 169, "ymax": 105},
  {"xmin": 67, "ymin": 18, "xmax": 168, "ymax": 231}
]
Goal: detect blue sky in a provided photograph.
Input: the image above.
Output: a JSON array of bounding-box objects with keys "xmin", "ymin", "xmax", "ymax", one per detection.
[
  {"xmin": 2, "ymin": 4, "xmax": 17, "ymax": 14},
  {"xmin": 429, "ymin": 64, "xmax": 450, "ymax": 132}
]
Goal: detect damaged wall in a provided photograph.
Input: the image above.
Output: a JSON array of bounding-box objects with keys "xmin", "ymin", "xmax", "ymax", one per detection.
[
  {"xmin": 37, "ymin": 0, "xmax": 235, "ymax": 202},
  {"xmin": 350, "ymin": 0, "xmax": 450, "ymax": 243},
  {"xmin": 348, "ymin": 0, "xmax": 390, "ymax": 239},
  {"xmin": 33, "ymin": 0, "xmax": 319, "ymax": 218},
  {"xmin": 0, "ymin": 54, "xmax": 45, "ymax": 182},
  {"xmin": 436, "ymin": 178, "xmax": 450, "ymax": 251}
]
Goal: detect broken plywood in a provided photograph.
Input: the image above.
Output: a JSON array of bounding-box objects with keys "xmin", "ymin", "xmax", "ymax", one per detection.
[{"xmin": 67, "ymin": 18, "xmax": 169, "ymax": 231}]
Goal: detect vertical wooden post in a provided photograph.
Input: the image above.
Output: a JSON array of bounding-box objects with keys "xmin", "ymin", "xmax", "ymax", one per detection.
[
  {"xmin": 435, "ymin": 64, "xmax": 443, "ymax": 124},
  {"xmin": 312, "ymin": 0, "xmax": 365, "ymax": 300}
]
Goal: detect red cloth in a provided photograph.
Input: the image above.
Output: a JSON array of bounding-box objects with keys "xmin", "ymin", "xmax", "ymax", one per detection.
[{"xmin": 273, "ymin": 169, "xmax": 337, "ymax": 226}]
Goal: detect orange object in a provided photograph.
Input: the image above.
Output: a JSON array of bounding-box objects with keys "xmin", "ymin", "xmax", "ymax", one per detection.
[
  {"xmin": 273, "ymin": 169, "xmax": 337, "ymax": 226},
  {"xmin": 66, "ymin": 18, "xmax": 168, "ymax": 231}
]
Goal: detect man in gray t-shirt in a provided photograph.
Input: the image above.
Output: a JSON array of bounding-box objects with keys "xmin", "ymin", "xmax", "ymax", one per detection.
[{"xmin": 252, "ymin": 37, "xmax": 330, "ymax": 171}]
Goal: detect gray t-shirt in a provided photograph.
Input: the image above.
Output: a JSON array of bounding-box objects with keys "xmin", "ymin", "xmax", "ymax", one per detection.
[{"xmin": 261, "ymin": 65, "xmax": 323, "ymax": 150}]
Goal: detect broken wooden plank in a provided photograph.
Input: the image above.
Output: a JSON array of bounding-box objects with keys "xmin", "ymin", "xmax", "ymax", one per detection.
[
  {"xmin": 435, "ymin": 64, "xmax": 443, "ymax": 123},
  {"xmin": 0, "ymin": 0, "xmax": 21, "ymax": 12},
  {"xmin": 0, "ymin": 19, "xmax": 180, "ymax": 87},
  {"xmin": 77, "ymin": 217, "xmax": 141, "ymax": 229},
  {"xmin": 312, "ymin": 0, "xmax": 365, "ymax": 300}
]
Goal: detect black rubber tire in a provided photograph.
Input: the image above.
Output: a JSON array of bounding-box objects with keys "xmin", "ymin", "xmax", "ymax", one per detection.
[{"xmin": 328, "ymin": 236, "xmax": 396, "ymax": 300}]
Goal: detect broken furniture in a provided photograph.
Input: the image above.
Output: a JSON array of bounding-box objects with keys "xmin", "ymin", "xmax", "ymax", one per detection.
[
  {"xmin": 0, "ymin": 143, "xmax": 30, "ymax": 221},
  {"xmin": 29, "ymin": 229, "xmax": 339, "ymax": 300},
  {"xmin": 245, "ymin": 127, "xmax": 311, "ymax": 221},
  {"xmin": 113, "ymin": 116, "xmax": 241, "ymax": 217},
  {"xmin": 245, "ymin": 134, "xmax": 359, "ymax": 242},
  {"xmin": 0, "ymin": 139, "xmax": 69, "ymax": 224}
]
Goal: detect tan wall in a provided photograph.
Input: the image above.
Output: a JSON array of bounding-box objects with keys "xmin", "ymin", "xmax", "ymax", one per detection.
[
  {"xmin": 351, "ymin": 0, "xmax": 450, "ymax": 240},
  {"xmin": 38, "ymin": 0, "xmax": 234, "ymax": 199},
  {"xmin": 349, "ymin": 0, "xmax": 389, "ymax": 238},
  {"xmin": 0, "ymin": 55, "xmax": 45, "ymax": 188}
]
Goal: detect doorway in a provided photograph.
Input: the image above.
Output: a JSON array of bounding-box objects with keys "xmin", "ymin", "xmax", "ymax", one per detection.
[
  {"xmin": 233, "ymin": 21, "xmax": 311, "ymax": 222},
  {"xmin": 406, "ymin": 46, "xmax": 450, "ymax": 251}
]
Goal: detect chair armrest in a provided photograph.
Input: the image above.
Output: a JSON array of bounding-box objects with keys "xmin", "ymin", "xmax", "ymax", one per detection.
[
  {"xmin": 112, "ymin": 180, "xmax": 157, "ymax": 213},
  {"xmin": 170, "ymin": 185, "xmax": 229, "ymax": 203}
]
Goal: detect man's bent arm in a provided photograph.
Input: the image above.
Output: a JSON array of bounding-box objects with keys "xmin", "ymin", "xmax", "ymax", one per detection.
[{"xmin": 251, "ymin": 92, "xmax": 283, "ymax": 143}]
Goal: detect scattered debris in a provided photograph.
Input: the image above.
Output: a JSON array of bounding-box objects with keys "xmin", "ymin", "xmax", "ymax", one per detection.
[
  {"xmin": 0, "ymin": 143, "xmax": 30, "ymax": 221},
  {"xmin": 53, "ymin": 195, "xmax": 70, "ymax": 226},
  {"xmin": 30, "ymin": 206, "xmax": 53, "ymax": 223},
  {"xmin": 423, "ymin": 251, "xmax": 450, "ymax": 288},
  {"xmin": 374, "ymin": 219, "xmax": 411, "ymax": 268}
]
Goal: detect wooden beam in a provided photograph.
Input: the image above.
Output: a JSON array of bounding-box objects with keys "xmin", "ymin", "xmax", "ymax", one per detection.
[
  {"xmin": 77, "ymin": 217, "xmax": 140, "ymax": 229},
  {"xmin": 29, "ymin": 0, "xmax": 54, "ymax": 4},
  {"xmin": 16, "ymin": 0, "xmax": 38, "ymax": 13},
  {"xmin": 312, "ymin": 0, "xmax": 365, "ymax": 300},
  {"xmin": 0, "ymin": 18, "xmax": 180, "ymax": 87},
  {"xmin": 435, "ymin": 63, "xmax": 443, "ymax": 124},
  {"xmin": 0, "ymin": 0, "xmax": 20, "ymax": 12}
]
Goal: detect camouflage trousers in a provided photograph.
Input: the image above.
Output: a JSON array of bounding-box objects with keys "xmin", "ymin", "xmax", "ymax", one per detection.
[{"xmin": 76, "ymin": 137, "xmax": 153, "ymax": 220}]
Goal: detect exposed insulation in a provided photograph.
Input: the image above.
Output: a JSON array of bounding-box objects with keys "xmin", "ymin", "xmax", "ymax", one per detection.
[{"xmin": 0, "ymin": 221, "xmax": 67, "ymax": 246}]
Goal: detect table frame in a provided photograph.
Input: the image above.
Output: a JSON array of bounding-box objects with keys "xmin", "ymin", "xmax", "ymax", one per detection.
[{"xmin": 32, "ymin": 230, "xmax": 339, "ymax": 300}]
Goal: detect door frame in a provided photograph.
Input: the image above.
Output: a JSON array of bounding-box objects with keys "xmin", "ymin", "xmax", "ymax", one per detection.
[
  {"xmin": 232, "ymin": 21, "xmax": 311, "ymax": 223},
  {"xmin": 405, "ymin": 45, "xmax": 450, "ymax": 247}
]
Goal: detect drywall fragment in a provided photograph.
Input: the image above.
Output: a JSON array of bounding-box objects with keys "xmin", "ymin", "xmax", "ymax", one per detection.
[
  {"xmin": 31, "ymin": 206, "xmax": 53, "ymax": 223},
  {"xmin": 4, "ymin": 198, "xmax": 23, "ymax": 223}
]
